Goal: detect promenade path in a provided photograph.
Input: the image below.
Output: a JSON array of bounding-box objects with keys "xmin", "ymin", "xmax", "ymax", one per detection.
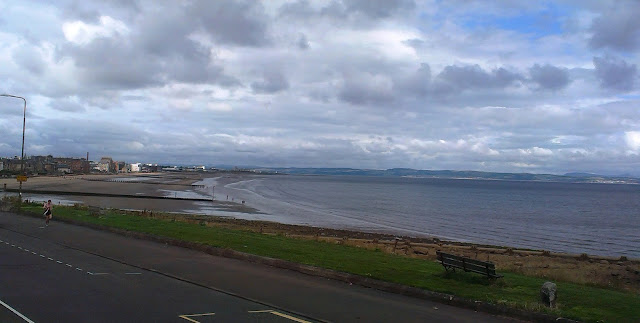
[{"xmin": 0, "ymin": 211, "xmax": 524, "ymax": 322}]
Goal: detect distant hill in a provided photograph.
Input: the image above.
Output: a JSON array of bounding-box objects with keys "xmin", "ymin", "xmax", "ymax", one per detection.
[
  {"xmin": 251, "ymin": 167, "xmax": 640, "ymax": 184},
  {"xmin": 564, "ymin": 172, "xmax": 599, "ymax": 177}
]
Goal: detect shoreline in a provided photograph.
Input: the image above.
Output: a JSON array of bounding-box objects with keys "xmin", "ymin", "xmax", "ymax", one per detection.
[
  {"xmin": 1, "ymin": 173, "xmax": 636, "ymax": 259},
  {"xmin": 2, "ymin": 173, "xmax": 639, "ymax": 293}
]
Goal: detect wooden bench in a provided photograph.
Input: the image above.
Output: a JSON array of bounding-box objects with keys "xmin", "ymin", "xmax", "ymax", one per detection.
[
  {"xmin": 436, "ymin": 251, "xmax": 503, "ymax": 279},
  {"xmin": 87, "ymin": 205, "xmax": 104, "ymax": 216}
]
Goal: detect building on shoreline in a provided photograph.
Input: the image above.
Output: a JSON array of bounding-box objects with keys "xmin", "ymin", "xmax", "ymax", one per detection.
[{"xmin": 0, "ymin": 155, "xmax": 90, "ymax": 175}]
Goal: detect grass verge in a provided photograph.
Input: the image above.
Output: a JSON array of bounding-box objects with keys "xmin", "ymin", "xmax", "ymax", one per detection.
[{"xmin": 20, "ymin": 203, "xmax": 640, "ymax": 322}]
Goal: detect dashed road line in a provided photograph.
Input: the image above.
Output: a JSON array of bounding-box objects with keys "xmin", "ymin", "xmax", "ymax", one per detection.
[{"xmin": 0, "ymin": 239, "xmax": 155, "ymax": 279}]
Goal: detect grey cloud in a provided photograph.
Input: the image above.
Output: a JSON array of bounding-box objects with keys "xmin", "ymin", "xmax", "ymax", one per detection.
[
  {"xmin": 391, "ymin": 63, "xmax": 525, "ymax": 105},
  {"xmin": 62, "ymin": 0, "xmax": 141, "ymax": 23},
  {"xmin": 190, "ymin": 1, "xmax": 270, "ymax": 47},
  {"xmin": 343, "ymin": 0, "xmax": 416, "ymax": 19},
  {"xmin": 12, "ymin": 45, "xmax": 46, "ymax": 75},
  {"xmin": 56, "ymin": 1, "xmax": 263, "ymax": 94},
  {"xmin": 297, "ymin": 34, "xmax": 310, "ymax": 50},
  {"xmin": 394, "ymin": 63, "xmax": 431, "ymax": 96},
  {"xmin": 135, "ymin": 6, "xmax": 196, "ymax": 57},
  {"xmin": 279, "ymin": 0, "xmax": 318, "ymax": 19},
  {"xmin": 593, "ymin": 55, "xmax": 637, "ymax": 91},
  {"xmin": 404, "ymin": 38, "xmax": 425, "ymax": 50},
  {"xmin": 529, "ymin": 64, "xmax": 570, "ymax": 91},
  {"xmin": 279, "ymin": 0, "xmax": 414, "ymax": 22},
  {"xmin": 251, "ymin": 70, "xmax": 290, "ymax": 94},
  {"xmin": 63, "ymin": 37, "xmax": 162, "ymax": 90},
  {"xmin": 50, "ymin": 98, "xmax": 86, "ymax": 112},
  {"xmin": 339, "ymin": 73, "xmax": 394, "ymax": 105},
  {"xmin": 433, "ymin": 65, "xmax": 522, "ymax": 93},
  {"xmin": 59, "ymin": 25, "xmax": 237, "ymax": 93},
  {"xmin": 589, "ymin": 4, "xmax": 640, "ymax": 52}
]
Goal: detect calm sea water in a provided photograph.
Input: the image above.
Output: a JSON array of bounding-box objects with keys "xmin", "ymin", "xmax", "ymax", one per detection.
[{"xmin": 218, "ymin": 175, "xmax": 640, "ymax": 258}]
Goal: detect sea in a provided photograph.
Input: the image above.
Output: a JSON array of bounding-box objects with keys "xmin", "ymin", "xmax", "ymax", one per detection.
[{"xmin": 204, "ymin": 175, "xmax": 640, "ymax": 259}]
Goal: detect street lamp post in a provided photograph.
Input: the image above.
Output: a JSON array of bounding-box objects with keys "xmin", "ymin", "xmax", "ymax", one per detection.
[{"xmin": 1, "ymin": 94, "xmax": 27, "ymax": 204}]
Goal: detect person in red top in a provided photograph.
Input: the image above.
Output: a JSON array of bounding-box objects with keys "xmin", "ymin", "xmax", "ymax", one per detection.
[{"xmin": 43, "ymin": 200, "xmax": 52, "ymax": 227}]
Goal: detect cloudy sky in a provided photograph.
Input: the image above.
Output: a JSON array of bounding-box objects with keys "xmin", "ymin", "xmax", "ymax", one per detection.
[{"xmin": 1, "ymin": 1, "xmax": 639, "ymax": 175}]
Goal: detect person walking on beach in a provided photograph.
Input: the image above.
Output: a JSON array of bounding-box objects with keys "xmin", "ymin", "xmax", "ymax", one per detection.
[{"xmin": 43, "ymin": 200, "xmax": 52, "ymax": 227}]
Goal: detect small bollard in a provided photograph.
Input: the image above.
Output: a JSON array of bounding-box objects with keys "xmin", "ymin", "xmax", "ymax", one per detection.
[{"xmin": 540, "ymin": 281, "xmax": 557, "ymax": 308}]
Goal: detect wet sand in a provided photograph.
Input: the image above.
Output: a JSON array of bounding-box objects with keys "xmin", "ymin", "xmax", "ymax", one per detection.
[{"xmin": 0, "ymin": 173, "xmax": 253, "ymax": 213}]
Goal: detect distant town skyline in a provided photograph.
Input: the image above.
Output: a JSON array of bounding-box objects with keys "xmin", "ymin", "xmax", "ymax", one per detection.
[{"xmin": 1, "ymin": 1, "xmax": 639, "ymax": 176}]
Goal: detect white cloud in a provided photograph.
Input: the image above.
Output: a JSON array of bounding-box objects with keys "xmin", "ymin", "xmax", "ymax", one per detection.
[
  {"xmin": 170, "ymin": 99, "xmax": 193, "ymax": 110},
  {"xmin": 206, "ymin": 102, "xmax": 233, "ymax": 112},
  {"xmin": 625, "ymin": 131, "xmax": 640, "ymax": 153},
  {"xmin": 62, "ymin": 16, "xmax": 129, "ymax": 45},
  {"xmin": 519, "ymin": 147, "xmax": 553, "ymax": 157},
  {"xmin": 126, "ymin": 141, "xmax": 144, "ymax": 150}
]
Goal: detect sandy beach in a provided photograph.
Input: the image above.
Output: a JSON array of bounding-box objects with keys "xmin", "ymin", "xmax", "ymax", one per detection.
[
  {"xmin": 2, "ymin": 173, "xmax": 639, "ymax": 293},
  {"xmin": 0, "ymin": 173, "xmax": 256, "ymax": 214}
]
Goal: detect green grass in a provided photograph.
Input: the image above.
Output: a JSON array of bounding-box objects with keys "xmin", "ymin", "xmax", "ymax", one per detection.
[{"xmin": 22, "ymin": 204, "xmax": 640, "ymax": 322}]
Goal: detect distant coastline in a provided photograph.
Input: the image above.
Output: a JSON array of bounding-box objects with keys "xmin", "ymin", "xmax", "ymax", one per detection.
[{"xmin": 248, "ymin": 167, "xmax": 640, "ymax": 185}]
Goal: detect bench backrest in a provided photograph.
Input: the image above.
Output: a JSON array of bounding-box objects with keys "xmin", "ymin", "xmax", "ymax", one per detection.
[{"xmin": 437, "ymin": 251, "xmax": 497, "ymax": 276}]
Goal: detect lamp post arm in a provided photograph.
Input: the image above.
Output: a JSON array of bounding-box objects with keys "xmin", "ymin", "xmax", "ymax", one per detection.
[
  {"xmin": 0, "ymin": 94, "xmax": 26, "ymax": 172},
  {"xmin": 1, "ymin": 94, "xmax": 27, "ymax": 202}
]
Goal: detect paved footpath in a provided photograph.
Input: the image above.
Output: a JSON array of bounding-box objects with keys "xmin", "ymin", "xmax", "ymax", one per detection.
[{"xmin": 0, "ymin": 212, "xmax": 524, "ymax": 322}]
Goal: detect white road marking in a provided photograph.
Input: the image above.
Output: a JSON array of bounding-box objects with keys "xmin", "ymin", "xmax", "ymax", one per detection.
[
  {"xmin": 0, "ymin": 299, "xmax": 35, "ymax": 323},
  {"xmin": 2, "ymin": 241, "xmax": 108, "ymax": 277},
  {"xmin": 125, "ymin": 272, "xmax": 142, "ymax": 275},
  {"xmin": 248, "ymin": 310, "xmax": 311, "ymax": 323},
  {"xmin": 179, "ymin": 313, "xmax": 216, "ymax": 322}
]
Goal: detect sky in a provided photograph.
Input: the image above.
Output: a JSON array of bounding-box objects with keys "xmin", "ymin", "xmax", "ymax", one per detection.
[{"xmin": 0, "ymin": 0, "xmax": 639, "ymax": 175}]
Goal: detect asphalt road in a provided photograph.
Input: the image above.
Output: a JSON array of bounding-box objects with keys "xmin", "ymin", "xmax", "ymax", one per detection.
[{"xmin": 0, "ymin": 212, "xmax": 524, "ymax": 322}]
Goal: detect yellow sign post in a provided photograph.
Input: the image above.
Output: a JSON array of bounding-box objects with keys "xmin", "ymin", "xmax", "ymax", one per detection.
[{"xmin": 16, "ymin": 175, "xmax": 27, "ymax": 182}]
